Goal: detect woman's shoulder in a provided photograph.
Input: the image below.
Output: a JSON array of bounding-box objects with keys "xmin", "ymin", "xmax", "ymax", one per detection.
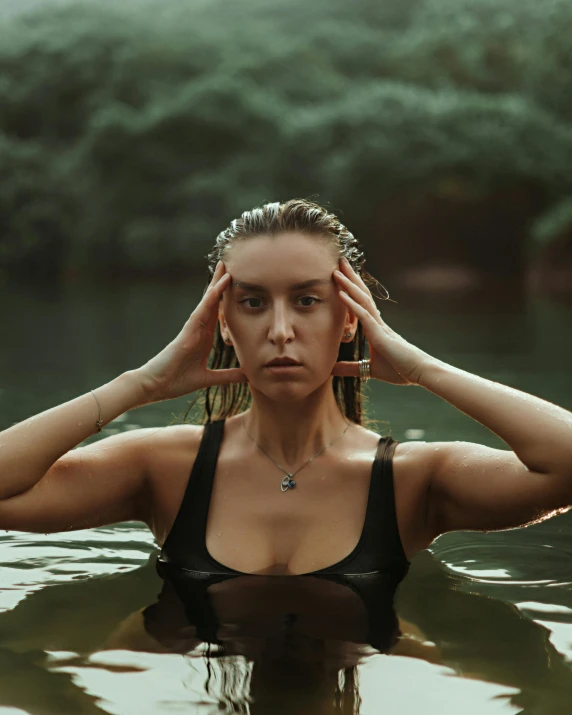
[
  {"xmin": 344, "ymin": 428, "xmax": 437, "ymax": 558},
  {"xmin": 140, "ymin": 423, "xmax": 206, "ymax": 541},
  {"xmin": 349, "ymin": 427, "xmax": 434, "ymax": 493},
  {"xmin": 393, "ymin": 439, "xmax": 437, "ymax": 479},
  {"xmin": 142, "ymin": 423, "xmax": 205, "ymax": 469}
]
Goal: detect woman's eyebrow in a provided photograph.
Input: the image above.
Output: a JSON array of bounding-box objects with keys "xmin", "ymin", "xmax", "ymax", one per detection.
[{"xmin": 232, "ymin": 278, "xmax": 331, "ymax": 291}]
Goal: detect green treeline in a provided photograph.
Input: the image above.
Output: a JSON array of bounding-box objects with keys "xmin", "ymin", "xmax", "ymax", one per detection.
[{"xmin": 1, "ymin": 0, "xmax": 572, "ymax": 280}]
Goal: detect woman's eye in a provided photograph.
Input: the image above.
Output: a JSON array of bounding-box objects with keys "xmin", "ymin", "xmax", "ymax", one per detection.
[
  {"xmin": 299, "ymin": 296, "xmax": 321, "ymax": 307},
  {"xmin": 239, "ymin": 298, "xmax": 262, "ymax": 309},
  {"xmin": 239, "ymin": 297, "xmax": 321, "ymax": 309}
]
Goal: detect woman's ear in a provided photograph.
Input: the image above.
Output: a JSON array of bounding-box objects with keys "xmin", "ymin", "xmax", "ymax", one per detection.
[{"xmin": 344, "ymin": 310, "xmax": 359, "ymax": 340}]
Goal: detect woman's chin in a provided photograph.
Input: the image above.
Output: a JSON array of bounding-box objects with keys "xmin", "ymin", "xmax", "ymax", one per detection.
[{"xmin": 252, "ymin": 382, "xmax": 330, "ymax": 403}]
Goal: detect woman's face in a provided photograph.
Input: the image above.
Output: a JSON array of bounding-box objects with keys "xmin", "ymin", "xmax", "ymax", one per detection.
[{"xmin": 219, "ymin": 233, "xmax": 357, "ymax": 398}]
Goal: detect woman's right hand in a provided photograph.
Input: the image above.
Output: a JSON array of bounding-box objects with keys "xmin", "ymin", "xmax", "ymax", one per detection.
[{"xmin": 135, "ymin": 261, "xmax": 247, "ymax": 402}]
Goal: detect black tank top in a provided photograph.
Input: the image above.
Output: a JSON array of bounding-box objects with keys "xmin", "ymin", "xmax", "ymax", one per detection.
[{"xmin": 150, "ymin": 418, "xmax": 411, "ymax": 654}]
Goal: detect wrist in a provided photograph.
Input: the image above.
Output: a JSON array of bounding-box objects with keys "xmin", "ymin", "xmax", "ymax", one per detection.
[
  {"xmin": 416, "ymin": 357, "xmax": 450, "ymax": 390},
  {"xmin": 127, "ymin": 368, "xmax": 163, "ymax": 405}
]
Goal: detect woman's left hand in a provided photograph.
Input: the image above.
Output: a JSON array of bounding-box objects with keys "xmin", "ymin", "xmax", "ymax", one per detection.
[{"xmin": 331, "ymin": 257, "xmax": 433, "ymax": 386}]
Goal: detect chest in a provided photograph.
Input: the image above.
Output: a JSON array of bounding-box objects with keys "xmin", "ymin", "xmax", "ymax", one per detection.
[
  {"xmin": 205, "ymin": 449, "xmax": 380, "ymax": 574},
  {"xmin": 148, "ymin": 434, "xmax": 431, "ymax": 573}
]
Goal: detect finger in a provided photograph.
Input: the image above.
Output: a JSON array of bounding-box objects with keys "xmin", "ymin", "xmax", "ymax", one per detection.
[
  {"xmin": 339, "ymin": 257, "xmax": 374, "ymax": 299},
  {"xmin": 338, "ymin": 290, "xmax": 383, "ymax": 337},
  {"xmin": 196, "ymin": 272, "xmax": 231, "ymax": 329},
  {"xmin": 330, "ymin": 360, "xmax": 360, "ymax": 378},
  {"xmin": 210, "ymin": 260, "xmax": 224, "ymax": 282},
  {"xmin": 206, "ymin": 261, "xmax": 226, "ymax": 293},
  {"xmin": 335, "ymin": 275, "xmax": 382, "ymax": 325}
]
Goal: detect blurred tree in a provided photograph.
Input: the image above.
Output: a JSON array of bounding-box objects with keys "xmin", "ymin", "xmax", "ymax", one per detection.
[
  {"xmin": 0, "ymin": 133, "xmax": 77, "ymax": 279},
  {"xmin": 0, "ymin": 0, "xmax": 571, "ymax": 287}
]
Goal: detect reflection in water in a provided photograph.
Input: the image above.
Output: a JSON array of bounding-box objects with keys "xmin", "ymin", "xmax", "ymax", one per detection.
[
  {"xmin": 113, "ymin": 556, "xmax": 407, "ymax": 714},
  {"xmin": 1, "ymin": 548, "xmax": 572, "ymax": 713},
  {"xmin": 396, "ymin": 549, "xmax": 572, "ymax": 715},
  {"xmin": 138, "ymin": 563, "xmax": 404, "ymax": 714}
]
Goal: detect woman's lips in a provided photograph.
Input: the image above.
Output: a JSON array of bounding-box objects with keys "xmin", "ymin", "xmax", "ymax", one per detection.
[{"xmin": 264, "ymin": 364, "xmax": 303, "ymax": 374}]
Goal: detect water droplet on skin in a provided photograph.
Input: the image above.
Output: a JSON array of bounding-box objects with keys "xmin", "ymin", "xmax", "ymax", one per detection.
[
  {"xmin": 216, "ymin": 532, "xmax": 223, "ymax": 537},
  {"xmin": 434, "ymin": 447, "xmax": 440, "ymax": 451},
  {"xmin": 77, "ymin": 422, "xmax": 83, "ymax": 427}
]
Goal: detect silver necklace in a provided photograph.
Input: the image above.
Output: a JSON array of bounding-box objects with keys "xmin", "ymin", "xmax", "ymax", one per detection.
[{"xmin": 242, "ymin": 413, "xmax": 351, "ymax": 491}]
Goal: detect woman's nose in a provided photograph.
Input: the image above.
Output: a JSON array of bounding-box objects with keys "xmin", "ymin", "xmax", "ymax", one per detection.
[{"xmin": 267, "ymin": 304, "xmax": 295, "ymax": 342}]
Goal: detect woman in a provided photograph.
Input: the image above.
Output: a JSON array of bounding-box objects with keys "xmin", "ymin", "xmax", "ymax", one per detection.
[{"xmin": 1, "ymin": 198, "xmax": 571, "ymax": 657}]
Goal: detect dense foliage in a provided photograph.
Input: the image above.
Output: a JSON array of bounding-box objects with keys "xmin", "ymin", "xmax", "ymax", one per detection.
[{"xmin": 1, "ymin": 0, "xmax": 571, "ymax": 278}]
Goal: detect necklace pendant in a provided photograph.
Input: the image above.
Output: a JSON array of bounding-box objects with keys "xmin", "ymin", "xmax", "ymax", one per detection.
[{"xmin": 280, "ymin": 475, "xmax": 296, "ymax": 492}]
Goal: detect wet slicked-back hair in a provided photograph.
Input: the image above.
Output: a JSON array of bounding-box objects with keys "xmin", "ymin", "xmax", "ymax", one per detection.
[{"xmin": 182, "ymin": 198, "xmax": 390, "ymax": 431}]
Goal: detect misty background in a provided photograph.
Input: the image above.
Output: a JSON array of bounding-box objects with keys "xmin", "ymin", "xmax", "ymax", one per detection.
[{"xmin": 1, "ymin": 0, "xmax": 572, "ymax": 301}]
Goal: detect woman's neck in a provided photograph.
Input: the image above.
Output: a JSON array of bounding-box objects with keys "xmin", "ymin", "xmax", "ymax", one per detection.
[{"xmin": 241, "ymin": 387, "xmax": 353, "ymax": 467}]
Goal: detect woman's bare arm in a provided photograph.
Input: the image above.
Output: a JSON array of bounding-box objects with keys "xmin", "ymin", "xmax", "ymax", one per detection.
[
  {"xmin": 418, "ymin": 360, "xmax": 572, "ymax": 535},
  {"xmin": 331, "ymin": 257, "xmax": 572, "ymax": 536},
  {"xmin": 0, "ymin": 261, "xmax": 246, "ymax": 532},
  {"xmin": 0, "ymin": 370, "xmax": 149, "ymax": 500}
]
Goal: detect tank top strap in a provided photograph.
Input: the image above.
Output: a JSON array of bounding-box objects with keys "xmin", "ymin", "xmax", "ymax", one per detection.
[
  {"xmin": 366, "ymin": 435, "xmax": 408, "ymax": 569},
  {"xmin": 159, "ymin": 418, "xmax": 225, "ymax": 569}
]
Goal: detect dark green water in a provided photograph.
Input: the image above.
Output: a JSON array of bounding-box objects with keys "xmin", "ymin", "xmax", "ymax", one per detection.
[{"xmin": 0, "ymin": 279, "xmax": 571, "ymax": 714}]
